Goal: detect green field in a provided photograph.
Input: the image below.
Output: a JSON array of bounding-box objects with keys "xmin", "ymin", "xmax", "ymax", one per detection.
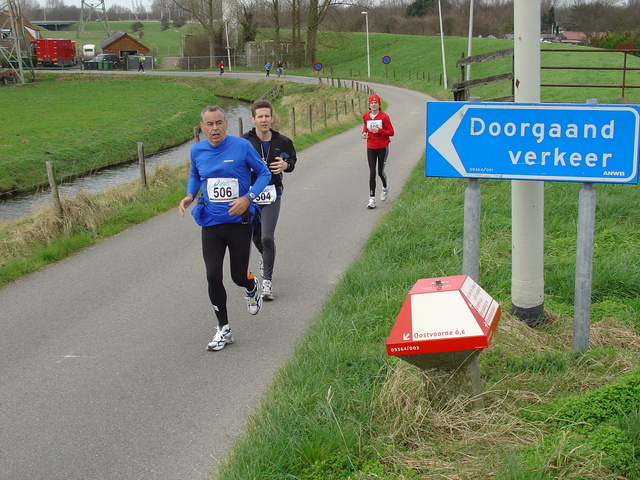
[
  {"xmin": 39, "ymin": 21, "xmax": 640, "ymax": 104},
  {"xmin": 5, "ymin": 30, "xmax": 638, "ymax": 197},
  {"xmin": 0, "ymin": 74, "xmax": 362, "ymax": 196}
]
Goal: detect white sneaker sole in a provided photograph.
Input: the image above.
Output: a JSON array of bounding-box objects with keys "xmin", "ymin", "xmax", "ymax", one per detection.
[{"xmin": 207, "ymin": 336, "xmax": 234, "ymax": 351}]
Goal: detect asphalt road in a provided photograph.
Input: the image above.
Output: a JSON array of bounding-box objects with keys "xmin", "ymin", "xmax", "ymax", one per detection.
[{"xmin": 0, "ymin": 71, "xmax": 433, "ymax": 479}]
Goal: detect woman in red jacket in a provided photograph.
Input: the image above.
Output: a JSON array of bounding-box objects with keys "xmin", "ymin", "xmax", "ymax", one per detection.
[{"xmin": 361, "ymin": 94, "xmax": 394, "ymax": 209}]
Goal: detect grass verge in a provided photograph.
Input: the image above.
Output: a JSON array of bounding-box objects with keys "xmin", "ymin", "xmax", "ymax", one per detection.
[
  {"xmin": 213, "ymin": 163, "xmax": 640, "ymax": 480},
  {"xmin": 0, "ymin": 163, "xmax": 188, "ymax": 285}
]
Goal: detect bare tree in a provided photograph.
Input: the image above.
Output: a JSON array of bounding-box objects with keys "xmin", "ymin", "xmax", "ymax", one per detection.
[
  {"xmin": 567, "ymin": 0, "xmax": 622, "ymax": 45},
  {"xmin": 268, "ymin": 0, "xmax": 282, "ymax": 61},
  {"xmin": 306, "ymin": 0, "xmax": 336, "ymax": 64},
  {"xmin": 173, "ymin": 0, "xmax": 223, "ymax": 68},
  {"xmin": 20, "ymin": 0, "xmax": 40, "ymax": 18},
  {"xmin": 289, "ymin": 0, "xmax": 303, "ymax": 66}
]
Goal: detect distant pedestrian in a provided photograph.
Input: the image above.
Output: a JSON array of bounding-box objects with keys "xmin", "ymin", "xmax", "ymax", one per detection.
[
  {"xmin": 138, "ymin": 56, "xmax": 145, "ymax": 73},
  {"xmin": 218, "ymin": 60, "xmax": 224, "ymax": 76},
  {"xmin": 264, "ymin": 61, "xmax": 271, "ymax": 78},
  {"xmin": 276, "ymin": 60, "xmax": 283, "ymax": 77}
]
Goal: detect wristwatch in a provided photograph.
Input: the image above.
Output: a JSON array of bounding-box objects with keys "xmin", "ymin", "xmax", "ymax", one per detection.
[{"xmin": 247, "ymin": 192, "xmax": 256, "ymax": 201}]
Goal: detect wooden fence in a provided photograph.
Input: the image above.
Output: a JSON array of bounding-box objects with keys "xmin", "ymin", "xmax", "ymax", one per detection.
[
  {"xmin": 452, "ymin": 47, "xmax": 640, "ymax": 101},
  {"xmin": 452, "ymin": 48, "xmax": 514, "ymax": 102}
]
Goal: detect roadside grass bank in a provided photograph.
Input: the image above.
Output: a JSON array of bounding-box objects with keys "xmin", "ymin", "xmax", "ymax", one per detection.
[
  {"xmin": 0, "ymin": 73, "xmax": 210, "ymax": 195},
  {"xmin": 214, "ymin": 162, "xmax": 640, "ymax": 480},
  {"xmin": 0, "ymin": 163, "xmax": 188, "ymax": 285},
  {"xmin": 274, "ymin": 32, "xmax": 640, "ymax": 104},
  {"xmin": 0, "ymin": 76, "xmax": 362, "ymax": 287}
]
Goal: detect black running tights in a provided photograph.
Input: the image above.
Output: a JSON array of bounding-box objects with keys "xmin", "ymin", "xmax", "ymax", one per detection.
[
  {"xmin": 201, "ymin": 223, "xmax": 255, "ymax": 327},
  {"xmin": 367, "ymin": 147, "xmax": 388, "ymax": 197}
]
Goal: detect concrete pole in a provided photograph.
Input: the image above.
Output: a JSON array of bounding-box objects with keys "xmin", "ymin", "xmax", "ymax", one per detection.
[
  {"xmin": 362, "ymin": 11, "xmax": 370, "ymax": 78},
  {"xmin": 466, "ymin": 0, "xmax": 474, "ymax": 81},
  {"xmin": 511, "ymin": 0, "xmax": 545, "ymax": 326},
  {"xmin": 225, "ymin": 19, "xmax": 232, "ymax": 71},
  {"xmin": 437, "ymin": 0, "xmax": 448, "ymax": 89}
]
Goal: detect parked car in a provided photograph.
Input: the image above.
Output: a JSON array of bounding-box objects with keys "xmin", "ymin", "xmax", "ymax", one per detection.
[{"xmin": 85, "ymin": 53, "xmax": 121, "ymax": 70}]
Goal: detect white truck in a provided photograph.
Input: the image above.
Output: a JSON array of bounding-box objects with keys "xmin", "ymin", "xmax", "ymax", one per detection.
[{"xmin": 81, "ymin": 44, "xmax": 96, "ymax": 61}]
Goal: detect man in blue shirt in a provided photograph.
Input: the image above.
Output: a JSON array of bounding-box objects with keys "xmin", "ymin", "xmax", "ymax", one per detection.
[{"xmin": 179, "ymin": 106, "xmax": 271, "ymax": 351}]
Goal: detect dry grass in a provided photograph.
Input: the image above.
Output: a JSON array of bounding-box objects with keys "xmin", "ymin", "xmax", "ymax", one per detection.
[
  {"xmin": 279, "ymin": 85, "xmax": 365, "ymax": 137},
  {"xmin": 372, "ymin": 313, "xmax": 640, "ymax": 479},
  {"xmin": 541, "ymin": 430, "xmax": 628, "ymax": 480},
  {"xmin": 0, "ymin": 163, "xmax": 184, "ymax": 269},
  {"xmin": 0, "ymin": 191, "xmax": 109, "ymax": 266},
  {"xmin": 374, "ymin": 359, "xmax": 544, "ymax": 479}
]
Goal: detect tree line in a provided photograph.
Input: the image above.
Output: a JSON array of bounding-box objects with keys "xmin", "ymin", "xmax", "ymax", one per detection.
[{"xmin": 23, "ymin": 0, "xmax": 640, "ymax": 68}]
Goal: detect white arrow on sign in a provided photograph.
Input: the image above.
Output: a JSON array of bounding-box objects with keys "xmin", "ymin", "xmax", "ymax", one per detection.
[{"xmin": 428, "ymin": 104, "xmax": 470, "ymax": 177}]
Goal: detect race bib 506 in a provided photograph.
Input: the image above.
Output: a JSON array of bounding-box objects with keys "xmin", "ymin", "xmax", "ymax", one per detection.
[{"xmin": 206, "ymin": 178, "xmax": 239, "ymax": 202}]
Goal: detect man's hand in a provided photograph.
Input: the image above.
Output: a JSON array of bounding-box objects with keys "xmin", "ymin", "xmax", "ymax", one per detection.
[
  {"xmin": 179, "ymin": 194, "xmax": 194, "ymax": 216},
  {"xmin": 228, "ymin": 195, "xmax": 250, "ymax": 216},
  {"xmin": 269, "ymin": 157, "xmax": 288, "ymax": 175}
]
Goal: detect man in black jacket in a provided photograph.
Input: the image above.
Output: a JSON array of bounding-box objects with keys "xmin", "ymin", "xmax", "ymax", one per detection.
[{"xmin": 243, "ymin": 100, "xmax": 297, "ymax": 301}]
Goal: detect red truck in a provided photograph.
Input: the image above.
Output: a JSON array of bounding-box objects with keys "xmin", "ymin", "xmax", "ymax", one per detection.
[{"xmin": 36, "ymin": 39, "xmax": 77, "ymax": 68}]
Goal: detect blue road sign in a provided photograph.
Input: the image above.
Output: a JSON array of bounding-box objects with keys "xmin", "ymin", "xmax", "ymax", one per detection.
[{"xmin": 426, "ymin": 102, "xmax": 640, "ymax": 184}]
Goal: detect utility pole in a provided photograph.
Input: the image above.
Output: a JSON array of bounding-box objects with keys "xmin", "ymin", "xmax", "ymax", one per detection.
[
  {"xmin": 0, "ymin": 0, "xmax": 35, "ymax": 84},
  {"xmin": 77, "ymin": 0, "xmax": 111, "ymax": 38},
  {"xmin": 466, "ymin": 0, "xmax": 474, "ymax": 81},
  {"xmin": 224, "ymin": 19, "xmax": 232, "ymax": 71},
  {"xmin": 361, "ymin": 11, "xmax": 370, "ymax": 78},
  {"xmin": 437, "ymin": 0, "xmax": 448, "ymax": 89},
  {"xmin": 511, "ymin": 0, "xmax": 545, "ymax": 326}
]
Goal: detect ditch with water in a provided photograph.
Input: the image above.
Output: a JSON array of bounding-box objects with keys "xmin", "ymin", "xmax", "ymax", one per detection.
[{"xmin": 0, "ymin": 100, "xmax": 252, "ymax": 223}]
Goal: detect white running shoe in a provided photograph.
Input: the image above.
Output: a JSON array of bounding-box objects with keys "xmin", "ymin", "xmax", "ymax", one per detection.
[
  {"xmin": 262, "ymin": 279, "xmax": 274, "ymax": 301},
  {"xmin": 367, "ymin": 197, "xmax": 376, "ymax": 209},
  {"xmin": 381, "ymin": 186, "xmax": 389, "ymax": 202},
  {"xmin": 245, "ymin": 278, "xmax": 262, "ymax": 315},
  {"xmin": 207, "ymin": 325, "xmax": 234, "ymax": 351}
]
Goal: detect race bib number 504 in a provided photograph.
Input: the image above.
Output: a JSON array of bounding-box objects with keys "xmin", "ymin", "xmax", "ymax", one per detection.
[
  {"xmin": 256, "ymin": 185, "xmax": 277, "ymax": 205},
  {"xmin": 207, "ymin": 178, "xmax": 239, "ymax": 202}
]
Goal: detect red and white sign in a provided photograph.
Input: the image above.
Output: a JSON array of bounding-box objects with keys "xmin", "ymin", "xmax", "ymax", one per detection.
[{"xmin": 386, "ymin": 275, "xmax": 501, "ymax": 357}]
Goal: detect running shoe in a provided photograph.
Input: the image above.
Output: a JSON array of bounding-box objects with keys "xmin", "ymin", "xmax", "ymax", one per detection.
[
  {"xmin": 245, "ymin": 278, "xmax": 262, "ymax": 315},
  {"xmin": 381, "ymin": 186, "xmax": 389, "ymax": 202},
  {"xmin": 262, "ymin": 279, "xmax": 274, "ymax": 301},
  {"xmin": 207, "ymin": 325, "xmax": 234, "ymax": 351},
  {"xmin": 367, "ymin": 197, "xmax": 376, "ymax": 209}
]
